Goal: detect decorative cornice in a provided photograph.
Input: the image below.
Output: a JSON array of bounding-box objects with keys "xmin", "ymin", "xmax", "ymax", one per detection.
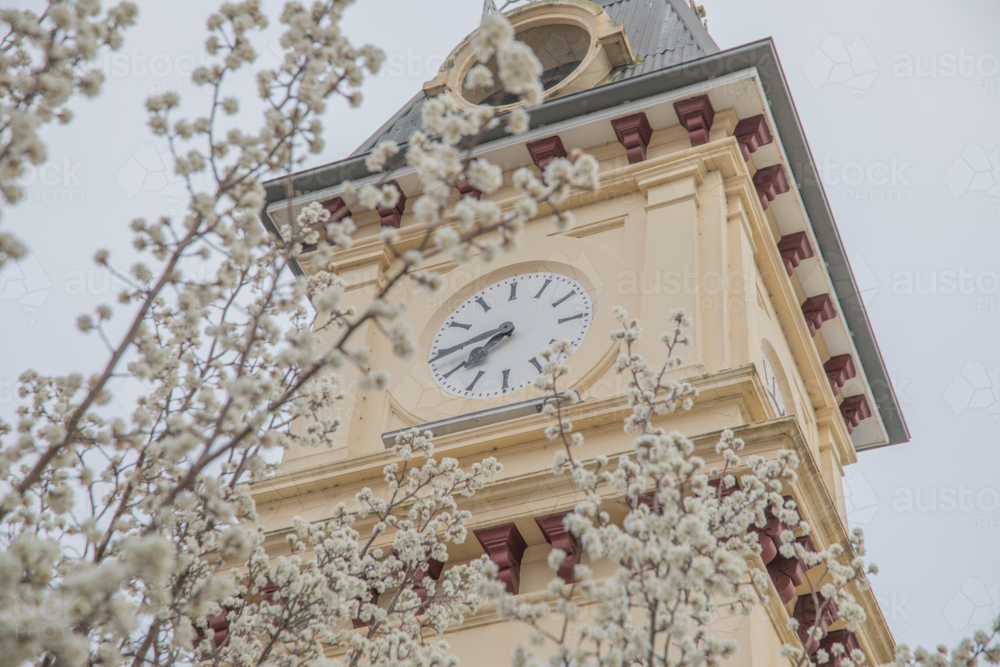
[
  {"xmin": 535, "ymin": 511, "xmax": 581, "ymax": 584},
  {"xmin": 300, "ymin": 197, "xmax": 351, "ymax": 253},
  {"xmin": 777, "ymin": 231, "xmax": 814, "ymax": 277},
  {"xmin": 673, "ymin": 95, "xmax": 715, "ymax": 146},
  {"xmin": 840, "ymin": 395, "xmax": 872, "ymax": 434},
  {"xmin": 455, "ymin": 179, "xmax": 482, "ymax": 200},
  {"xmin": 734, "ymin": 114, "xmax": 773, "ymax": 162},
  {"xmin": 473, "ymin": 523, "xmax": 528, "ymax": 594},
  {"xmin": 824, "ymin": 354, "xmax": 857, "ymax": 396},
  {"xmin": 793, "ymin": 593, "xmax": 839, "ymax": 653},
  {"xmin": 820, "ymin": 630, "xmax": 861, "ymax": 666},
  {"xmin": 413, "ymin": 557, "xmax": 445, "ymax": 611},
  {"xmin": 801, "ymin": 294, "xmax": 837, "ymax": 337},
  {"xmin": 766, "ymin": 534, "xmax": 813, "ymax": 604},
  {"xmin": 526, "ymin": 136, "xmax": 567, "ymax": 174},
  {"xmin": 610, "ymin": 112, "xmax": 653, "ymax": 164},
  {"xmin": 753, "ymin": 164, "xmax": 790, "ymax": 211},
  {"xmin": 377, "ymin": 181, "xmax": 406, "ymax": 228}
]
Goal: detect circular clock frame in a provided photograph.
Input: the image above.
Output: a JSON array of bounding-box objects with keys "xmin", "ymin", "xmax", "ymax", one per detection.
[{"xmin": 428, "ymin": 272, "xmax": 593, "ymax": 399}]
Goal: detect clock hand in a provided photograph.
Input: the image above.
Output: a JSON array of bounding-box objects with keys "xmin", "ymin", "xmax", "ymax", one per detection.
[
  {"xmin": 465, "ymin": 328, "xmax": 513, "ymax": 367},
  {"xmin": 429, "ymin": 321, "xmax": 514, "ymax": 363}
]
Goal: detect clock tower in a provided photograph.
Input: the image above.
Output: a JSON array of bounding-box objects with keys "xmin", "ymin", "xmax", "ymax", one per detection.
[{"xmin": 256, "ymin": 0, "xmax": 909, "ymax": 664}]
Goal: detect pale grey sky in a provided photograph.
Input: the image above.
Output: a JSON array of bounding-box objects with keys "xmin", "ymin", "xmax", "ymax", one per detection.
[{"xmin": 1, "ymin": 0, "xmax": 998, "ymax": 649}]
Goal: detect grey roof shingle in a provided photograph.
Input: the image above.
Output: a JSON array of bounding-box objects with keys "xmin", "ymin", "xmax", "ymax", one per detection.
[{"xmin": 351, "ymin": 0, "xmax": 717, "ymax": 156}]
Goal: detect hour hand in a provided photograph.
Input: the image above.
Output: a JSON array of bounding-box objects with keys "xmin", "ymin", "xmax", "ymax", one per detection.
[
  {"xmin": 429, "ymin": 321, "xmax": 514, "ymax": 363},
  {"xmin": 466, "ymin": 329, "xmax": 512, "ymax": 367}
]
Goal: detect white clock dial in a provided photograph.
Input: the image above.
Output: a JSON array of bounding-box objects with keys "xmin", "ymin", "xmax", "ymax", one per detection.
[{"xmin": 429, "ymin": 273, "xmax": 593, "ymax": 399}]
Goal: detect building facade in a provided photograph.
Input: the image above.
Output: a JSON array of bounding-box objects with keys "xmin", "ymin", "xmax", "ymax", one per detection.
[{"xmin": 256, "ymin": 0, "xmax": 909, "ymax": 663}]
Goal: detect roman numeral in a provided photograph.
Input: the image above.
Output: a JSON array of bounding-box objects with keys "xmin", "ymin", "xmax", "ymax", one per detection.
[
  {"xmin": 466, "ymin": 370, "xmax": 485, "ymax": 391},
  {"xmin": 558, "ymin": 313, "xmax": 585, "ymax": 324},
  {"xmin": 442, "ymin": 361, "xmax": 465, "ymax": 379},
  {"xmin": 551, "ymin": 290, "xmax": 575, "ymax": 307},
  {"xmin": 501, "ymin": 369, "xmax": 510, "ymax": 390},
  {"xmin": 475, "ymin": 297, "xmax": 491, "ymax": 312},
  {"xmin": 534, "ymin": 279, "xmax": 551, "ymax": 299},
  {"xmin": 528, "ymin": 357, "xmax": 542, "ymax": 373},
  {"xmin": 509, "ymin": 282, "xmax": 517, "ymax": 300},
  {"xmin": 448, "ymin": 321, "xmax": 472, "ymax": 330}
]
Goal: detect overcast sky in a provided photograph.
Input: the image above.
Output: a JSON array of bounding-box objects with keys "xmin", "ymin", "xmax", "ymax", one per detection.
[{"xmin": 2, "ymin": 0, "xmax": 998, "ymax": 650}]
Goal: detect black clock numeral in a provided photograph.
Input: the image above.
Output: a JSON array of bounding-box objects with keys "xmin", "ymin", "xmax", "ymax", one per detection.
[
  {"xmin": 528, "ymin": 357, "xmax": 542, "ymax": 373},
  {"xmin": 475, "ymin": 297, "xmax": 491, "ymax": 313},
  {"xmin": 534, "ymin": 279, "xmax": 551, "ymax": 299},
  {"xmin": 448, "ymin": 321, "xmax": 472, "ymax": 330},
  {"xmin": 558, "ymin": 313, "xmax": 585, "ymax": 324},
  {"xmin": 466, "ymin": 370, "xmax": 485, "ymax": 391},
  {"xmin": 509, "ymin": 282, "xmax": 517, "ymax": 301},
  {"xmin": 442, "ymin": 361, "xmax": 466, "ymax": 379},
  {"xmin": 501, "ymin": 369, "xmax": 510, "ymax": 390},
  {"xmin": 551, "ymin": 290, "xmax": 576, "ymax": 308}
]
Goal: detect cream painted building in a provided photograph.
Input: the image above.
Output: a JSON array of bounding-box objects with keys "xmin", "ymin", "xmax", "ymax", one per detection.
[{"xmin": 255, "ymin": 0, "xmax": 909, "ymax": 663}]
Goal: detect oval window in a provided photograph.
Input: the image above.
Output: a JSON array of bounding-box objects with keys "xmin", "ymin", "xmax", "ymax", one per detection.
[{"xmin": 463, "ymin": 24, "xmax": 591, "ymax": 106}]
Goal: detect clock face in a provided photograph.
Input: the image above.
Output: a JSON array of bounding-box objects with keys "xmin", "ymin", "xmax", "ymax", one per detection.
[{"xmin": 429, "ymin": 273, "xmax": 593, "ymax": 399}]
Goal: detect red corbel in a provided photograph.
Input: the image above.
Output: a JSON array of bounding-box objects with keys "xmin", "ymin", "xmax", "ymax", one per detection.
[
  {"xmin": 377, "ymin": 181, "xmax": 406, "ymax": 228},
  {"xmin": 753, "ymin": 164, "xmax": 790, "ymax": 211},
  {"xmin": 840, "ymin": 395, "xmax": 872, "ymax": 434},
  {"xmin": 749, "ymin": 508, "xmax": 790, "ymax": 566},
  {"xmin": 824, "ymin": 355, "xmax": 857, "ymax": 396},
  {"xmin": 413, "ymin": 558, "xmax": 445, "ymax": 613},
  {"xmin": 474, "ymin": 523, "xmax": 528, "ymax": 595},
  {"xmin": 526, "ymin": 136, "xmax": 567, "ymax": 174},
  {"xmin": 708, "ymin": 477, "xmax": 740, "ymax": 500},
  {"xmin": 196, "ymin": 581, "xmax": 281, "ymax": 649},
  {"xmin": 734, "ymin": 114, "xmax": 773, "ymax": 162},
  {"xmin": 301, "ymin": 197, "xmax": 351, "ymax": 252},
  {"xmin": 455, "ymin": 179, "xmax": 482, "ymax": 200},
  {"xmin": 673, "ymin": 95, "xmax": 715, "ymax": 146},
  {"xmin": 196, "ymin": 608, "xmax": 232, "ymax": 648},
  {"xmin": 611, "ymin": 112, "xmax": 653, "ymax": 164},
  {"xmin": 766, "ymin": 535, "xmax": 814, "ymax": 604},
  {"xmin": 794, "ymin": 592, "xmax": 840, "ymax": 653},
  {"xmin": 818, "ymin": 630, "xmax": 861, "ymax": 667},
  {"xmin": 535, "ymin": 511, "xmax": 582, "ymax": 584},
  {"xmin": 777, "ymin": 231, "xmax": 815, "ymax": 276},
  {"xmin": 801, "ymin": 294, "xmax": 836, "ymax": 337},
  {"xmin": 352, "ymin": 588, "xmax": 379, "ymax": 629}
]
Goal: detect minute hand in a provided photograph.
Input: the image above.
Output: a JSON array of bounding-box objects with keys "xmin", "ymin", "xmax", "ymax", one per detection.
[{"xmin": 429, "ymin": 321, "xmax": 514, "ymax": 363}]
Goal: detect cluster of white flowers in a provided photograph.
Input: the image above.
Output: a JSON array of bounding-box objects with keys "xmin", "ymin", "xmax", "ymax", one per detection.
[
  {"xmin": 0, "ymin": 4, "xmax": 611, "ymax": 666},
  {"xmin": 4, "ymin": 2, "xmax": 997, "ymax": 667},
  {"xmin": 892, "ymin": 624, "xmax": 1000, "ymax": 667},
  {"xmin": 0, "ymin": 0, "xmax": 137, "ymax": 267}
]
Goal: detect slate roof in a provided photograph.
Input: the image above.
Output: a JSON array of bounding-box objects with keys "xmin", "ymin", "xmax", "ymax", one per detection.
[{"xmin": 350, "ymin": 0, "xmax": 718, "ymax": 156}]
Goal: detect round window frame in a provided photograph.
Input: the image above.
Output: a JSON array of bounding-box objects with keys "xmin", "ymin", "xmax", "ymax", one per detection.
[
  {"xmin": 422, "ymin": 1, "xmax": 628, "ymax": 112},
  {"xmin": 460, "ymin": 18, "xmax": 596, "ymax": 109}
]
